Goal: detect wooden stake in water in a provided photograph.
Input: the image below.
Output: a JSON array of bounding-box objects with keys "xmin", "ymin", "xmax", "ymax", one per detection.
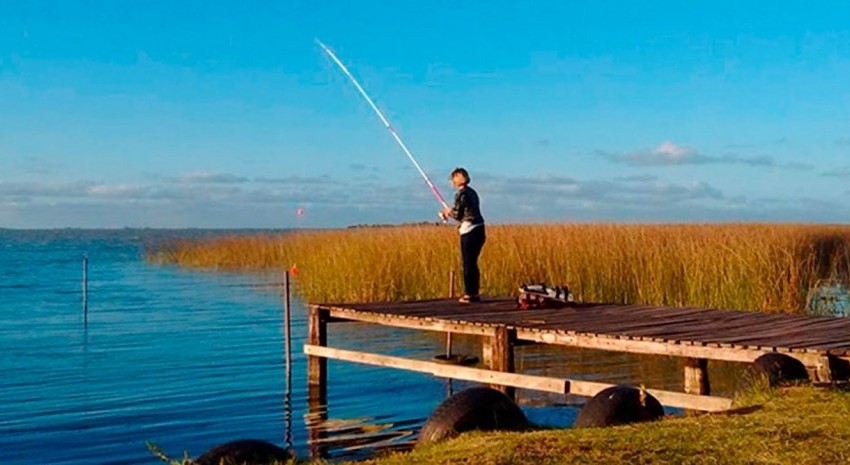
[
  {"xmin": 82, "ymin": 255, "xmax": 88, "ymax": 326},
  {"xmin": 284, "ymin": 271, "xmax": 292, "ymax": 377},
  {"xmin": 283, "ymin": 270, "xmax": 293, "ymax": 450}
]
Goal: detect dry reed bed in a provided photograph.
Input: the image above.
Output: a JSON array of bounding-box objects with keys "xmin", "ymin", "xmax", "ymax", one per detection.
[{"xmin": 148, "ymin": 224, "xmax": 850, "ymax": 313}]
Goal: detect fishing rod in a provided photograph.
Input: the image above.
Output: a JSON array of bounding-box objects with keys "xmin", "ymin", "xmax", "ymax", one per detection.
[{"xmin": 316, "ymin": 39, "xmax": 451, "ymax": 214}]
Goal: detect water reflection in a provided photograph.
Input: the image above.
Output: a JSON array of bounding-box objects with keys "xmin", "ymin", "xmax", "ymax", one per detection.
[{"xmin": 304, "ymin": 404, "xmax": 418, "ymax": 460}]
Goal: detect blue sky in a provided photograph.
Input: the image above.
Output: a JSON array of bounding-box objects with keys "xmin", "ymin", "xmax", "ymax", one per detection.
[{"xmin": 1, "ymin": 1, "xmax": 849, "ymax": 228}]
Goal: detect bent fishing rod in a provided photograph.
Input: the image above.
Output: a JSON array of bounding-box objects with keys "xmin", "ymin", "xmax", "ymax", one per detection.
[{"xmin": 316, "ymin": 39, "xmax": 451, "ymax": 215}]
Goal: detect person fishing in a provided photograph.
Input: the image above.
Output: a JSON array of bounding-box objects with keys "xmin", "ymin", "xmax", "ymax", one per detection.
[
  {"xmin": 318, "ymin": 42, "xmax": 486, "ymax": 302},
  {"xmin": 440, "ymin": 168, "xmax": 486, "ymax": 304}
]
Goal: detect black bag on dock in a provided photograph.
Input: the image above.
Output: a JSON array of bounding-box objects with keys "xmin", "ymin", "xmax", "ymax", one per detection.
[{"xmin": 517, "ymin": 283, "xmax": 574, "ymax": 310}]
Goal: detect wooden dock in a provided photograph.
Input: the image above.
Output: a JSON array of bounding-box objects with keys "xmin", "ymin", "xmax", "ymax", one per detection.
[{"xmin": 304, "ymin": 297, "xmax": 850, "ymax": 425}]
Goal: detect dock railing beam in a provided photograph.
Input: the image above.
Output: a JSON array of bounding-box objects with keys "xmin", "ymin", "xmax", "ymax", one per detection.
[{"xmin": 304, "ymin": 344, "xmax": 734, "ymax": 412}]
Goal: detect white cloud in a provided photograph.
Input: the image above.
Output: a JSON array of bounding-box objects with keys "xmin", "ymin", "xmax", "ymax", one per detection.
[
  {"xmin": 615, "ymin": 174, "xmax": 659, "ymax": 183},
  {"xmin": 179, "ymin": 172, "xmax": 249, "ymax": 184},
  {"xmin": 1, "ymin": 169, "xmax": 846, "ymax": 228},
  {"xmin": 822, "ymin": 167, "xmax": 850, "ymax": 178},
  {"xmin": 478, "ymin": 173, "xmax": 725, "ymax": 211},
  {"xmin": 254, "ymin": 175, "xmax": 333, "ymax": 185},
  {"xmin": 605, "ymin": 141, "xmax": 699, "ymax": 166},
  {"xmin": 473, "ymin": 172, "xmax": 846, "ymax": 224},
  {"xmin": 0, "ymin": 170, "xmax": 425, "ymax": 214},
  {"xmin": 655, "ymin": 141, "xmax": 697, "ymax": 162},
  {"xmin": 601, "ymin": 141, "xmax": 811, "ymax": 170},
  {"xmin": 86, "ymin": 184, "xmax": 141, "ymax": 198}
]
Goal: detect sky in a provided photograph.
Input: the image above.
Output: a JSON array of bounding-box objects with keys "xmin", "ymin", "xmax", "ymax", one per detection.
[{"xmin": 1, "ymin": 1, "xmax": 849, "ymax": 228}]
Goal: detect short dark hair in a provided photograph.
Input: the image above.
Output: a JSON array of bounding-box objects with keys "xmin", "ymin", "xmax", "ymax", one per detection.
[{"xmin": 450, "ymin": 167, "xmax": 470, "ymax": 183}]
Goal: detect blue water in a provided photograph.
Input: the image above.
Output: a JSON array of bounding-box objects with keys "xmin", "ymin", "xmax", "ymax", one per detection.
[{"xmin": 0, "ymin": 229, "xmax": 745, "ymax": 464}]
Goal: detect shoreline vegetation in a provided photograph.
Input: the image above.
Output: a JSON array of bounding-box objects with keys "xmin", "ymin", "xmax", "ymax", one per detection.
[
  {"xmin": 150, "ymin": 387, "xmax": 850, "ymax": 464},
  {"xmin": 147, "ymin": 223, "xmax": 850, "ymax": 313}
]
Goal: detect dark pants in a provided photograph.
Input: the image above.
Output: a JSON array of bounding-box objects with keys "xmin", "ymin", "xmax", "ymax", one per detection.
[{"xmin": 460, "ymin": 225, "xmax": 486, "ymax": 296}]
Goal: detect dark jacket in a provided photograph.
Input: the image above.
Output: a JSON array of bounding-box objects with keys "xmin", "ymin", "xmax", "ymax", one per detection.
[{"xmin": 451, "ymin": 186, "xmax": 485, "ymax": 225}]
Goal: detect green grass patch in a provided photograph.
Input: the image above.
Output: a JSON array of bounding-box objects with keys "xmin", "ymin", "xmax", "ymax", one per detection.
[{"xmin": 355, "ymin": 386, "xmax": 850, "ymax": 465}]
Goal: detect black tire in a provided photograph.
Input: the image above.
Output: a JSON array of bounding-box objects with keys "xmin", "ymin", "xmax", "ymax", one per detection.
[
  {"xmin": 417, "ymin": 387, "xmax": 527, "ymax": 447},
  {"xmin": 194, "ymin": 439, "xmax": 292, "ymax": 465},
  {"xmin": 574, "ymin": 385, "xmax": 664, "ymax": 428},
  {"xmin": 749, "ymin": 353, "xmax": 809, "ymax": 387}
]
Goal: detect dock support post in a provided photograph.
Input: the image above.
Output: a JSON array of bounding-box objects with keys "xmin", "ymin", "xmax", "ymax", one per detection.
[
  {"xmin": 816, "ymin": 355, "xmax": 834, "ymax": 382},
  {"xmin": 684, "ymin": 358, "xmax": 710, "ymax": 396},
  {"xmin": 308, "ymin": 306, "xmax": 329, "ymax": 394},
  {"xmin": 487, "ymin": 326, "xmax": 516, "ymax": 401},
  {"xmin": 307, "ymin": 306, "xmax": 329, "ymax": 459}
]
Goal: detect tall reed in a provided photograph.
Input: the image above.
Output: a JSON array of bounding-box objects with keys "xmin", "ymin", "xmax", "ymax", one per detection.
[{"xmin": 148, "ymin": 224, "xmax": 850, "ymax": 313}]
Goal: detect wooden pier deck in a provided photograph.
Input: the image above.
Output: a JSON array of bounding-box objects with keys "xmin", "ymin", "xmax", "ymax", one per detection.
[{"xmin": 304, "ymin": 297, "xmax": 850, "ymax": 420}]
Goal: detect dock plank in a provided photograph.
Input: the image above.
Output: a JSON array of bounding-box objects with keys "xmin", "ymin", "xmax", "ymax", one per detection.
[{"xmin": 313, "ymin": 298, "xmax": 850, "ymax": 364}]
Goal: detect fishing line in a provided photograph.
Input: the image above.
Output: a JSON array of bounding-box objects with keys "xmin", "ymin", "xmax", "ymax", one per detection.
[{"xmin": 316, "ymin": 39, "xmax": 450, "ymax": 212}]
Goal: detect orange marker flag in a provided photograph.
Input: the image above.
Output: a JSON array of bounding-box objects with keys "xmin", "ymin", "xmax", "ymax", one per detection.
[{"xmin": 290, "ymin": 264, "xmax": 298, "ymax": 276}]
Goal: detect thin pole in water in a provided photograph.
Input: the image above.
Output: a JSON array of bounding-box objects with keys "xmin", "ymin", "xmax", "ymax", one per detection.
[
  {"xmin": 283, "ymin": 270, "xmax": 293, "ymax": 451},
  {"xmin": 82, "ymin": 255, "xmax": 88, "ymax": 326},
  {"xmin": 284, "ymin": 270, "xmax": 292, "ymax": 376}
]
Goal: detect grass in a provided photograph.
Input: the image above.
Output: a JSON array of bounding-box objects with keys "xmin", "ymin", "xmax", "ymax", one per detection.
[
  {"xmin": 148, "ymin": 223, "xmax": 850, "ymax": 313},
  {"xmin": 354, "ymin": 386, "xmax": 850, "ymax": 465},
  {"xmin": 150, "ymin": 386, "xmax": 850, "ymax": 464}
]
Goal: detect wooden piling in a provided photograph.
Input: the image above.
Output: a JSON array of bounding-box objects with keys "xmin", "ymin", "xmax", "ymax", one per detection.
[
  {"xmin": 684, "ymin": 358, "xmax": 710, "ymax": 396},
  {"xmin": 816, "ymin": 355, "xmax": 834, "ymax": 382},
  {"xmin": 488, "ymin": 326, "xmax": 516, "ymax": 400},
  {"xmin": 307, "ymin": 305, "xmax": 329, "ymax": 459},
  {"xmin": 307, "ymin": 306, "xmax": 329, "ymax": 395},
  {"xmin": 481, "ymin": 337, "xmax": 493, "ymax": 368}
]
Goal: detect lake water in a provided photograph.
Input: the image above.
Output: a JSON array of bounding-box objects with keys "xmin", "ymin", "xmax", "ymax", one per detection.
[{"xmin": 0, "ymin": 229, "xmax": 751, "ymax": 464}]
